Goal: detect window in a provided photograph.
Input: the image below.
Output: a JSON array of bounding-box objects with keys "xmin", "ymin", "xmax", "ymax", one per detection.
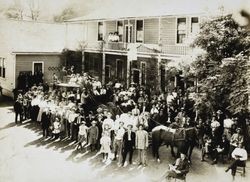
[
  {"xmin": 191, "ymin": 17, "xmax": 199, "ymax": 33},
  {"xmin": 136, "ymin": 20, "xmax": 144, "ymax": 43},
  {"xmin": 117, "ymin": 21, "xmax": 123, "ymax": 42},
  {"xmin": 0, "ymin": 58, "xmax": 6, "ymax": 78},
  {"xmin": 98, "ymin": 22, "xmax": 104, "ymax": 41},
  {"xmin": 177, "ymin": 18, "xmax": 186, "ymax": 44}
]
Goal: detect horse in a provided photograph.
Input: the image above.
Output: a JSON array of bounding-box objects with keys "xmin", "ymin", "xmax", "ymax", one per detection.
[{"xmin": 151, "ymin": 125, "xmax": 197, "ymax": 162}]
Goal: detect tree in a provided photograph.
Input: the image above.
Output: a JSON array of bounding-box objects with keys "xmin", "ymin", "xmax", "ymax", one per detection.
[
  {"xmin": 27, "ymin": 0, "xmax": 39, "ymax": 21},
  {"xmin": 4, "ymin": 0, "xmax": 39, "ymax": 21},
  {"xmin": 4, "ymin": 4, "xmax": 24, "ymax": 20},
  {"xmin": 54, "ymin": 8, "xmax": 76, "ymax": 22},
  {"xmin": 192, "ymin": 14, "xmax": 250, "ymax": 116}
]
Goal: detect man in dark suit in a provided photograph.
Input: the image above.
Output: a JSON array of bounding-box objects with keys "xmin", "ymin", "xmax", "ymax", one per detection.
[
  {"xmin": 41, "ymin": 109, "xmax": 51, "ymax": 138},
  {"xmin": 121, "ymin": 124, "xmax": 135, "ymax": 166}
]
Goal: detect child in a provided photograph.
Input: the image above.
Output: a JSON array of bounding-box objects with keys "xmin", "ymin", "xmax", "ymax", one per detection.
[
  {"xmin": 88, "ymin": 120, "xmax": 99, "ymax": 151},
  {"xmin": 76, "ymin": 121, "xmax": 89, "ymax": 151},
  {"xmin": 100, "ymin": 132, "xmax": 111, "ymax": 163},
  {"xmin": 52, "ymin": 117, "xmax": 61, "ymax": 139}
]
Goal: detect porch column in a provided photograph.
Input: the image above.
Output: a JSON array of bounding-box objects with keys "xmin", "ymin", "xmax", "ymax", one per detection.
[
  {"xmin": 248, "ymin": 57, "xmax": 250, "ymax": 111},
  {"xmin": 81, "ymin": 51, "xmax": 85, "ymax": 72},
  {"xmin": 126, "ymin": 58, "xmax": 130, "ymax": 88},
  {"xmin": 174, "ymin": 76, "xmax": 178, "ymax": 88},
  {"xmin": 102, "ymin": 53, "xmax": 105, "ymax": 84},
  {"xmin": 157, "ymin": 54, "xmax": 161, "ymax": 91}
]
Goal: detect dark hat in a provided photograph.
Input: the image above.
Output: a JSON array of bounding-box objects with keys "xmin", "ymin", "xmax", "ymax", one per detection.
[{"xmin": 138, "ymin": 124, "xmax": 144, "ymax": 128}]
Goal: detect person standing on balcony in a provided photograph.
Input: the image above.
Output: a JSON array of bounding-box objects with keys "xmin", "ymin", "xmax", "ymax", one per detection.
[
  {"xmin": 108, "ymin": 32, "xmax": 114, "ymax": 42},
  {"xmin": 113, "ymin": 32, "xmax": 119, "ymax": 42}
]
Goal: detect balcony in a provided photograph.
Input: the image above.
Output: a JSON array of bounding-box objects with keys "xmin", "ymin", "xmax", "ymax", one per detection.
[
  {"xmin": 84, "ymin": 41, "xmax": 191, "ymax": 55},
  {"xmin": 84, "ymin": 41, "xmax": 104, "ymax": 51},
  {"xmin": 104, "ymin": 42, "xmax": 127, "ymax": 52},
  {"xmin": 161, "ymin": 45, "xmax": 192, "ymax": 55}
]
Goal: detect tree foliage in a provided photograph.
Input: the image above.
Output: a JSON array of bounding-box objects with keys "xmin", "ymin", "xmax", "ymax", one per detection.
[
  {"xmin": 54, "ymin": 8, "xmax": 76, "ymax": 22},
  {"xmin": 4, "ymin": 5, "xmax": 24, "ymax": 20},
  {"xmin": 192, "ymin": 14, "xmax": 250, "ymax": 116}
]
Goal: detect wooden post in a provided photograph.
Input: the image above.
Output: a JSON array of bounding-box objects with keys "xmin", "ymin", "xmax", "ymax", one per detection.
[
  {"xmin": 157, "ymin": 54, "xmax": 161, "ymax": 91},
  {"xmin": 126, "ymin": 58, "xmax": 130, "ymax": 88},
  {"xmin": 81, "ymin": 51, "xmax": 85, "ymax": 72},
  {"xmin": 102, "ymin": 53, "xmax": 105, "ymax": 84}
]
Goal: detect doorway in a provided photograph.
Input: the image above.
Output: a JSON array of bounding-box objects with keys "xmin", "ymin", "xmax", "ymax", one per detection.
[
  {"xmin": 32, "ymin": 61, "xmax": 44, "ymax": 75},
  {"xmin": 132, "ymin": 69, "xmax": 140, "ymax": 84}
]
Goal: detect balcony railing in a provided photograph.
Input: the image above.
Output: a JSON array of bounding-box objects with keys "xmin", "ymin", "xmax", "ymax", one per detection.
[
  {"xmin": 84, "ymin": 41, "xmax": 191, "ymax": 55},
  {"xmin": 104, "ymin": 42, "xmax": 127, "ymax": 51},
  {"xmin": 84, "ymin": 41, "xmax": 104, "ymax": 51},
  {"xmin": 161, "ymin": 45, "xmax": 191, "ymax": 55}
]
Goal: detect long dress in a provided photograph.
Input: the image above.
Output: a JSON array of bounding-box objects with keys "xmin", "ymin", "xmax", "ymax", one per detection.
[
  {"xmin": 100, "ymin": 135, "xmax": 111, "ymax": 154},
  {"xmin": 37, "ymin": 100, "xmax": 47, "ymax": 122}
]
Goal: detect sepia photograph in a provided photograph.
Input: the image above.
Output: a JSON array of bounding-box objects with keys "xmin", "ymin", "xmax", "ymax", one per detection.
[{"xmin": 0, "ymin": 0, "xmax": 250, "ymax": 181}]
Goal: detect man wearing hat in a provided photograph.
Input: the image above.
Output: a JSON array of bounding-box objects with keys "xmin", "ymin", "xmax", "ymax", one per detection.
[
  {"xmin": 88, "ymin": 120, "xmax": 99, "ymax": 152},
  {"xmin": 113, "ymin": 120, "xmax": 125, "ymax": 165},
  {"xmin": 76, "ymin": 121, "xmax": 89, "ymax": 151},
  {"xmin": 225, "ymin": 143, "xmax": 247, "ymax": 179},
  {"xmin": 41, "ymin": 108, "xmax": 51, "ymax": 138},
  {"xmin": 165, "ymin": 153, "xmax": 190, "ymax": 180},
  {"xmin": 122, "ymin": 124, "xmax": 136, "ymax": 167},
  {"xmin": 136, "ymin": 124, "xmax": 148, "ymax": 167},
  {"xmin": 229, "ymin": 127, "xmax": 244, "ymax": 158}
]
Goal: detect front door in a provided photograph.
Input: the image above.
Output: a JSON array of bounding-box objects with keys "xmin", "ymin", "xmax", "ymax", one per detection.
[
  {"xmin": 105, "ymin": 65, "xmax": 111, "ymax": 83},
  {"xmin": 125, "ymin": 25, "xmax": 133, "ymax": 43},
  {"xmin": 132, "ymin": 69, "xmax": 140, "ymax": 84},
  {"xmin": 33, "ymin": 62, "xmax": 44, "ymax": 75}
]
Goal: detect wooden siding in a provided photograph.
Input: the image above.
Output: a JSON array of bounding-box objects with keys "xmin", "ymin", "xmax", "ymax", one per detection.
[
  {"xmin": 15, "ymin": 55, "xmax": 63, "ymax": 87},
  {"xmin": 160, "ymin": 17, "xmax": 176, "ymax": 45},
  {"xmin": 105, "ymin": 21, "xmax": 116, "ymax": 41},
  {"xmin": 87, "ymin": 22, "xmax": 98, "ymax": 41},
  {"xmin": 144, "ymin": 18, "xmax": 159, "ymax": 44}
]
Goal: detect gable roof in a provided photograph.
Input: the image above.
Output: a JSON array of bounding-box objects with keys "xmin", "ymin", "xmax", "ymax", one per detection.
[{"xmin": 66, "ymin": 1, "xmax": 219, "ymax": 22}]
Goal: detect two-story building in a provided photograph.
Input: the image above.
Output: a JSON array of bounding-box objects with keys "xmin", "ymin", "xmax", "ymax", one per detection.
[
  {"xmin": 0, "ymin": 7, "xmax": 206, "ymax": 97},
  {"xmin": 67, "ymin": 8, "xmax": 206, "ymax": 92}
]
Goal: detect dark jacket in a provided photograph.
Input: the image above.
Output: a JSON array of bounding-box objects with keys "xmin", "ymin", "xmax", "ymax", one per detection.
[
  {"xmin": 14, "ymin": 101, "xmax": 23, "ymax": 113},
  {"xmin": 175, "ymin": 158, "xmax": 190, "ymax": 174},
  {"xmin": 41, "ymin": 112, "xmax": 51, "ymax": 129},
  {"xmin": 123, "ymin": 131, "xmax": 136, "ymax": 149}
]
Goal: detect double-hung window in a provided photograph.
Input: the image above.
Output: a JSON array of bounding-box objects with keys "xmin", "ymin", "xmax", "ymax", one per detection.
[
  {"xmin": 136, "ymin": 20, "xmax": 143, "ymax": 43},
  {"xmin": 98, "ymin": 22, "xmax": 104, "ymax": 41},
  {"xmin": 177, "ymin": 18, "xmax": 186, "ymax": 44}
]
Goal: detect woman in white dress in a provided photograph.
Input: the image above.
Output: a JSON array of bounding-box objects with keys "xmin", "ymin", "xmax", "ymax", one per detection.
[{"xmin": 37, "ymin": 96, "xmax": 48, "ymax": 122}]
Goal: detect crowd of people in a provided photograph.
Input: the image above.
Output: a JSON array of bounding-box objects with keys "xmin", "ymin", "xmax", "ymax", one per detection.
[{"xmin": 13, "ymin": 67, "xmax": 250, "ymax": 180}]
